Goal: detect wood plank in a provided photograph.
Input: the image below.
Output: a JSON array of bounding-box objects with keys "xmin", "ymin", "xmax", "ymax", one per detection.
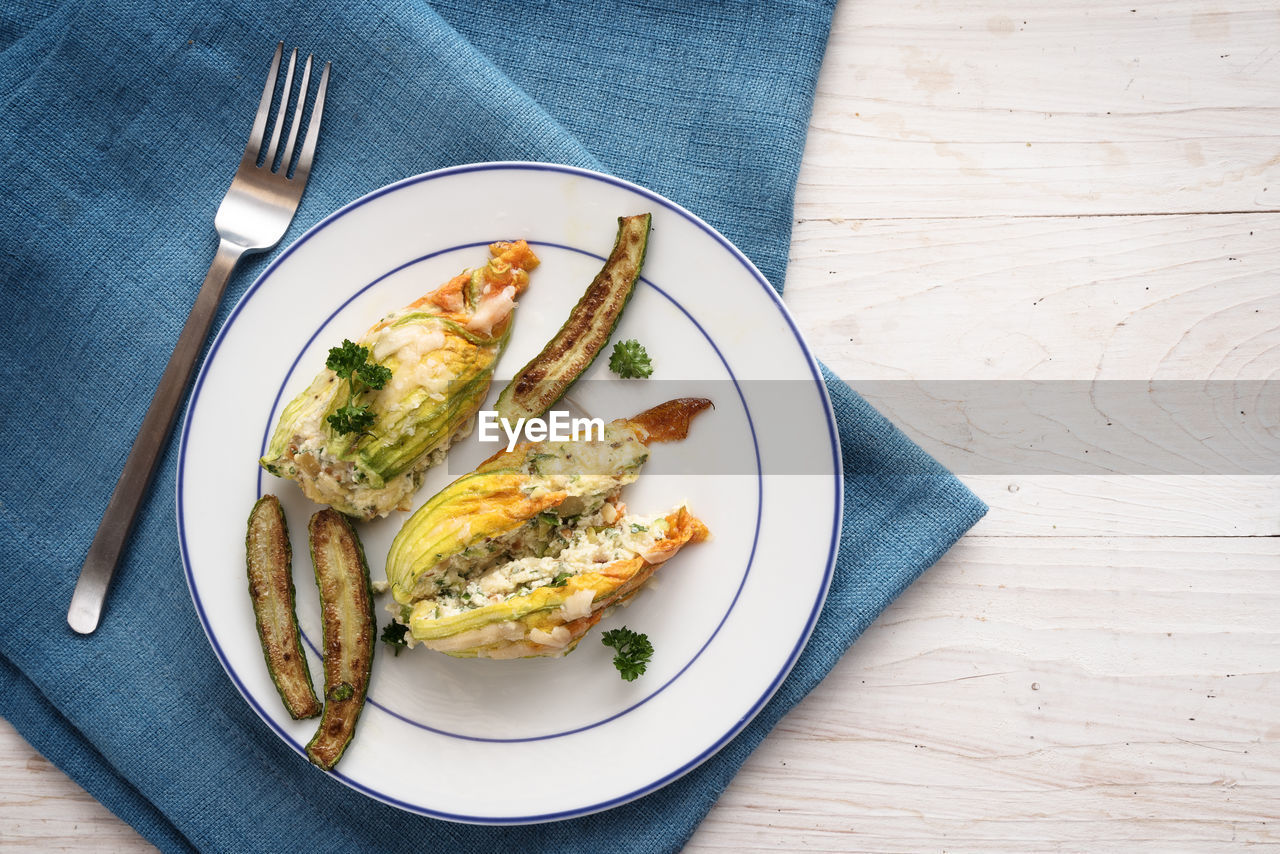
[
  {"xmin": 799, "ymin": 0, "xmax": 1280, "ymax": 219},
  {"xmin": 688, "ymin": 536, "xmax": 1280, "ymax": 851},
  {"xmin": 784, "ymin": 212, "xmax": 1280, "ymax": 537},
  {"xmin": 965, "ymin": 475, "xmax": 1280, "ymax": 537},
  {"xmin": 0, "ymin": 721, "xmax": 152, "ymax": 852},
  {"xmin": 785, "ymin": 213, "xmax": 1280, "ymax": 381}
]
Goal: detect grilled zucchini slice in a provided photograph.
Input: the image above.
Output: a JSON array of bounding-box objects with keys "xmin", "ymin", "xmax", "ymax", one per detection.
[
  {"xmin": 305, "ymin": 509, "xmax": 376, "ymax": 770},
  {"xmin": 495, "ymin": 214, "xmax": 651, "ymax": 421},
  {"xmin": 245, "ymin": 495, "xmax": 321, "ymax": 720}
]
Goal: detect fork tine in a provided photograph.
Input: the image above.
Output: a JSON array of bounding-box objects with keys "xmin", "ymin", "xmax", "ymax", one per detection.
[
  {"xmin": 291, "ymin": 60, "xmax": 330, "ymax": 183},
  {"xmin": 262, "ymin": 47, "xmax": 297, "ymax": 169},
  {"xmin": 281, "ymin": 54, "xmax": 313, "ymax": 175},
  {"xmin": 246, "ymin": 42, "xmax": 284, "ymax": 161}
]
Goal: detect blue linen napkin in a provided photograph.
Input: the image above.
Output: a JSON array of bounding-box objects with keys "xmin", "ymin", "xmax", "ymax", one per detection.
[{"xmin": 0, "ymin": 1, "xmax": 986, "ymax": 850}]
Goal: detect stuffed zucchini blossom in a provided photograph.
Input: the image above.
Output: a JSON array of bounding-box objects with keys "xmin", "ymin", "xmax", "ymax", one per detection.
[
  {"xmin": 260, "ymin": 241, "xmax": 540, "ymax": 519},
  {"xmin": 385, "ymin": 398, "xmax": 713, "ymax": 659}
]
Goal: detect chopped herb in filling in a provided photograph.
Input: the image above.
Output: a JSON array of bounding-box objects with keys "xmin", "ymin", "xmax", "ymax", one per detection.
[{"xmin": 411, "ymin": 506, "xmax": 671, "ymax": 619}]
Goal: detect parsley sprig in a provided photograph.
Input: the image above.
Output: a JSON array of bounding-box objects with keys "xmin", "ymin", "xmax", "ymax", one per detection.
[
  {"xmin": 601, "ymin": 626, "xmax": 653, "ymax": 681},
  {"xmin": 608, "ymin": 339, "xmax": 653, "ymax": 379},
  {"xmin": 325, "ymin": 339, "xmax": 391, "ymax": 435},
  {"xmin": 380, "ymin": 621, "xmax": 409, "ymax": 656}
]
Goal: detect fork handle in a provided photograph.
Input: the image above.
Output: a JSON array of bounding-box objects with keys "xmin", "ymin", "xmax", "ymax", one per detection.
[{"xmin": 68, "ymin": 239, "xmax": 247, "ymax": 634}]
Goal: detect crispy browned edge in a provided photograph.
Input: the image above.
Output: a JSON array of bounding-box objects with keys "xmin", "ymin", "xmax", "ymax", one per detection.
[
  {"xmin": 304, "ymin": 508, "xmax": 376, "ymax": 770},
  {"xmin": 627, "ymin": 397, "xmax": 713, "ymax": 444},
  {"xmin": 246, "ymin": 495, "xmax": 321, "ymax": 720}
]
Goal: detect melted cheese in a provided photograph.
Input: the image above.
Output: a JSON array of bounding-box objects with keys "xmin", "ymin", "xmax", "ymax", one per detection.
[
  {"xmin": 414, "ymin": 510, "xmax": 669, "ymax": 618},
  {"xmin": 466, "ymin": 285, "xmax": 516, "ymax": 336}
]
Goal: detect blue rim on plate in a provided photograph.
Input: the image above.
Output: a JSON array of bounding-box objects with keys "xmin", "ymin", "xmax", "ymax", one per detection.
[{"xmin": 177, "ymin": 161, "xmax": 843, "ymax": 824}]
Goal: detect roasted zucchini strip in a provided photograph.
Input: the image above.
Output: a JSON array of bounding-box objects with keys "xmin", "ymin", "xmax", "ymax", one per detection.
[
  {"xmin": 305, "ymin": 509, "xmax": 376, "ymax": 770},
  {"xmin": 495, "ymin": 214, "xmax": 651, "ymax": 421},
  {"xmin": 245, "ymin": 495, "xmax": 321, "ymax": 720}
]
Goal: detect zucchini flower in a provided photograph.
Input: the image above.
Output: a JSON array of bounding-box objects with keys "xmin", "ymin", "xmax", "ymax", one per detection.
[
  {"xmin": 260, "ymin": 241, "xmax": 540, "ymax": 519},
  {"xmin": 384, "ymin": 398, "xmax": 713, "ymax": 659}
]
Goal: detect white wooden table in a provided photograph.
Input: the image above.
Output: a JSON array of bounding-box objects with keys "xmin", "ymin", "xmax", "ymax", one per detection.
[{"xmin": 4, "ymin": 0, "xmax": 1278, "ymax": 849}]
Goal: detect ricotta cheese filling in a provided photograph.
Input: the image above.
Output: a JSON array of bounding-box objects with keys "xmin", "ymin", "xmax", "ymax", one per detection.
[
  {"xmin": 280, "ymin": 417, "xmax": 472, "ymax": 519},
  {"xmin": 408, "ymin": 506, "xmax": 671, "ymax": 622},
  {"xmin": 465, "ymin": 285, "xmax": 517, "ymax": 336}
]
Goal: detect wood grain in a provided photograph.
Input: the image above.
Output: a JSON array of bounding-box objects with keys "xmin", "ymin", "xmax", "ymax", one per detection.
[
  {"xmin": 687, "ymin": 537, "xmax": 1280, "ymax": 852},
  {"xmin": 787, "ymin": 214, "xmax": 1280, "ymax": 381},
  {"xmin": 966, "ymin": 475, "xmax": 1280, "ymax": 537},
  {"xmin": 801, "ymin": 0, "xmax": 1280, "ymax": 219},
  {"xmin": 0, "ymin": 726, "xmax": 151, "ymax": 850},
  {"xmin": 4, "ymin": 0, "xmax": 1278, "ymax": 849}
]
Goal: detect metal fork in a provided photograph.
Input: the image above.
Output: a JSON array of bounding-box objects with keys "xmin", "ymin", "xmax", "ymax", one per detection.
[{"xmin": 68, "ymin": 43, "xmax": 331, "ymax": 635}]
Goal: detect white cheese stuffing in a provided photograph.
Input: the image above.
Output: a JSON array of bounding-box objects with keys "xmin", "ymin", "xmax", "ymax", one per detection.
[
  {"xmin": 413, "ymin": 509, "xmax": 671, "ymax": 619},
  {"xmin": 263, "ymin": 315, "xmax": 481, "ymax": 518},
  {"xmin": 560, "ymin": 588, "xmax": 594, "ymax": 621},
  {"xmin": 528, "ymin": 626, "xmax": 572, "ymax": 647},
  {"xmin": 372, "ymin": 325, "xmax": 449, "ymax": 413},
  {"xmin": 465, "ymin": 285, "xmax": 517, "ymax": 336}
]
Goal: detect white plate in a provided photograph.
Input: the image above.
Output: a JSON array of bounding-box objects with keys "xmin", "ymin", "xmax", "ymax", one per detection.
[{"xmin": 178, "ymin": 162, "xmax": 841, "ymax": 823}]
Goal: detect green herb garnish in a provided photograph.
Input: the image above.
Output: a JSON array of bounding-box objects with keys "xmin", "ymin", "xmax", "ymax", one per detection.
[
  {"xmin": 548, "ymin": 570, "xmax": 574, "ymax": 588},
  {"xmin": 601, "ymin": 626, "xmax": 653, "ymax": 681},
  {"xmin": 608, "ymin": 339, "xmax": 653, "ymax": 379},
  {"xmin": 325, "ymin": 339, "xmax": 391, "ymax": 435},
  {"xmin": 526, "ymin": 452, "xmax": 555, "ymax": 475},
  {"xmin": 380, "ymin": 621, "xmax": 409, "ymax": 656}
]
